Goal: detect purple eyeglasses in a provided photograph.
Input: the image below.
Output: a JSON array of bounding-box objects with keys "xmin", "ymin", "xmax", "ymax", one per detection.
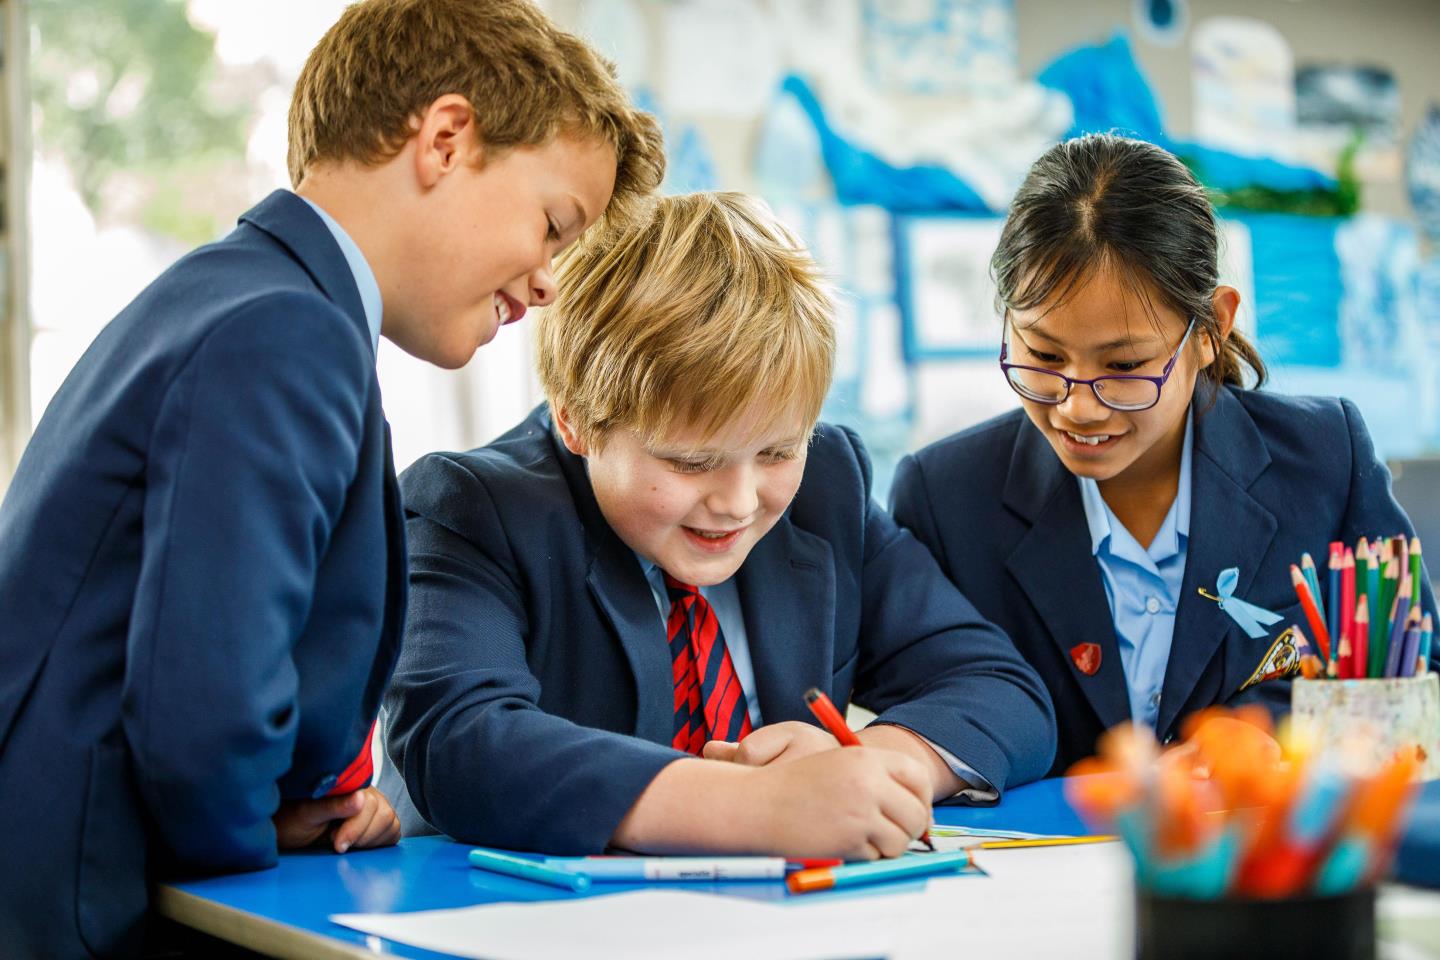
[{"xmin": 999, "ymin": 318, "xmax": 1197, "ymax": 412}]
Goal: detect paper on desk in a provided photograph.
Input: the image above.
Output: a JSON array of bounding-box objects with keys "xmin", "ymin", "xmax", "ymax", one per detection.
[
  {"xmin": 889, "ymin": 841, "xmax": 1134, "ymax": 959},
  {"xmin": 331, "ymin": 889, "xmax": 894, "ymax": 960},
  {"xmin": 778, "ymin": 848, "xmax": 1133, "ymax": 960}
]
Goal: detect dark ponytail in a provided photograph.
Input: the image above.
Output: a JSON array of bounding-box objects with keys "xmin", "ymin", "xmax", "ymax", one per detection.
[{"xmin": 992, "ymin": 133, "xmax": 1266, "ymax": 390}]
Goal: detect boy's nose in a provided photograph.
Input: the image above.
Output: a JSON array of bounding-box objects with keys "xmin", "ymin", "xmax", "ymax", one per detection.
[
  {"xmin": 529, "ymin": 266, "xmax": 556, "ymax": 307},
  {"xmin": 706, "ymin": 468, "xmax": 760, "ymax": 521}
]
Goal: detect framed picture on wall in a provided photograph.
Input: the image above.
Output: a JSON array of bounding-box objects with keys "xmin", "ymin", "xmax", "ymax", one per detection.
[{"xmin": 893, "ymin": 214, "xmax": 1006, "ymax": 361}]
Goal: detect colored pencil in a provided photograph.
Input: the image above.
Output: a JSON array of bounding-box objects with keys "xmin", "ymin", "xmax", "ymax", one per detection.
[
  {"xmin": 1399, "ymin": 609, "xmax": 1423, "ymax": 679},
  {"xmin": 1301, "ymin": 554, "xmax": 1326, "ymax": 644},
  {"xmin": 1383, "ymin": 575, "xmax": 1413, "ymax": 678},
  {"xmin": 977, "ymin": 835, "xmax": 1118, "ymax": 849},
  {"xmin": 1326, "ymin": 544, "xmax": 1343, "ymax": 659},
  {"xmin": 1335, "ymin": 633, "xmax": 1352, "ymax": 681},
  {"xmin": 1290, "ymin": 566, "xmax": 1332, "ymax": 662},
  {"xmin": 1294, "ymin": 625, "xmax": 1323, "ymax": 680},
  {"xmin": 1411, "ymin": 538, "xmax": 1424, "ymax": 612},
  {"xmin": 1361, "ymin": 540, "xmax": 1381, "ymax": 676},
  {"xmin": 1419, "ymin": 613, "xmax": 1433, "ymax": 675},
  {"xmin": 1379, "ymin": 542, "xmax": 1396, "ymax": 635},
  {"xmin": 1336, "ymin": 546, "xmax": 1347, "ymax": 676},
  {"xmin": 1352, "ymin": 595, "xmax": 1370, "ymax": 681},
  {"xmin": 1375, "ymin": 559, "xmax": 1399, "ymax": 676}
]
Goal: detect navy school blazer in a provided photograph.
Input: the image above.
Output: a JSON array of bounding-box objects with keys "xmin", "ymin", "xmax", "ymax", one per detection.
[
  {"xmin": 0, "ymin": 191, "xmax": 406, "ymax": 960},
  {"xmin": 379, "ymin": 405, "xmax": 1057, "ymax": 852},
  {"xmin": 891, "ymin": 387, "xmax": 1436, "ymax": 777}
]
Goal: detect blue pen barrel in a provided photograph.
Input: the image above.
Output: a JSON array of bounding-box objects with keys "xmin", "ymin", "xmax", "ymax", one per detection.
[{"xmin": 467, "ymin": 849, "xmax": 592, "ymax": 892}]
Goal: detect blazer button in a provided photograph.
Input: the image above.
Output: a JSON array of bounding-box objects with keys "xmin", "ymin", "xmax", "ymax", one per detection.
[{"xmin": 311, "ymin": 773, "xmax": 338, "ymax": 798}]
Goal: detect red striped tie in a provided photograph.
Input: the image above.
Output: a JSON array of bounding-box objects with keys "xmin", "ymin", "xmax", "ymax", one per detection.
[{"xmin": 664, "ymin": 574, "xmax": 754, "ymax": 754}]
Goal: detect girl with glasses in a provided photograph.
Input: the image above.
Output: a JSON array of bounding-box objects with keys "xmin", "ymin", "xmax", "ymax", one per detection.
[{"xmin": 891, "ymin": 133, "xmax": 1433, "ymax": 774}]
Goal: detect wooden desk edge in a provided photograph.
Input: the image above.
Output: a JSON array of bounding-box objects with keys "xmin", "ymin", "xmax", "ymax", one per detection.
[{"xmin": 154, "ymin": 884, "xmax": 374, "ymax": 960}]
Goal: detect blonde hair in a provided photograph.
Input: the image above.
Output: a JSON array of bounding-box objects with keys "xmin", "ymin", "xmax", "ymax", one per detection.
[
  {"xmin": 288, "ymin": 0, "xmax": 664, "ymax": 223},
  {"xmin": 537, "ymin": 192, "xmax": 836, "ymax": 450}
]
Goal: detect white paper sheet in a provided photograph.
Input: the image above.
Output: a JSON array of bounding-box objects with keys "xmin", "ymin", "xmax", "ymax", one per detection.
[{"xmin": 332, "ymin": 889, "xmax": 894, "ymax": 960}]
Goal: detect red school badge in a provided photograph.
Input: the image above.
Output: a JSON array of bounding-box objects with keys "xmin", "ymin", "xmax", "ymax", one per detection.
[{"xmin": 1070, "ymin": 642, "xmax": 1102, "ymax": 676}]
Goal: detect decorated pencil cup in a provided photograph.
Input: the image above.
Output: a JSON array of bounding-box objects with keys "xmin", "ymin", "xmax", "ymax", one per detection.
[{"xmin": 1291, "ymin": 674, "xmax": 1440, "ymax": 782}]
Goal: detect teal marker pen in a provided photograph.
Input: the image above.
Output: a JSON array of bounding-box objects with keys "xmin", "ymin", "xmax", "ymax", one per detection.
[
  {"xmin": 468, "ymin": 848, "xmax": 592, "ymax": 892},
  {"xmin": 1313, "ymin": 837, "xmax": 1371, "ymax": 896}
]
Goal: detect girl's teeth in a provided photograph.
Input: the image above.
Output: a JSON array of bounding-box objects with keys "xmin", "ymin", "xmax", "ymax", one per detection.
[
  {"xmin": 495, "ymin": 295, "xmax": 511, "ymax": 324},
  {"xmin": 1067, "ymin": 432, "xmax": 1111, "ymax": 446}
]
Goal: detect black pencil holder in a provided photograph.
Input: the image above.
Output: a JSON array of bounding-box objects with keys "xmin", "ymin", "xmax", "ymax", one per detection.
[{"xmin": 1136, "ymin": 887, "xmax": 1375, "ymax": 960}]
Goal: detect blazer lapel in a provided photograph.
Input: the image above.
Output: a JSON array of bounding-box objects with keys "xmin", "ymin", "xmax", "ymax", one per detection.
[
  {"xmin": 585, "ymin": 548, "xmax": 674, "ymax": 745},
  {"xmin": 735, "ymin": 519, "xmax": 836, "ymax": 726},
  {"xmin": 545, "ymin": 414, "xmax": 675, "ymax": 745},
  {"xmin": 1157, "ymin": 389, "xmax": 1277, "ymax": 736},
  {"xmin": 1003, "ymin": 420, "xmax": 1132, "ymax": 731}
]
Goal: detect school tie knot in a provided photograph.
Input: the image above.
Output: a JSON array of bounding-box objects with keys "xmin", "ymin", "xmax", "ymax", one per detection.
[
  {"xmin": 660, "ymin": 571, "xmax": 753, "ymax": 754},
  {"xmin": 663, "ymin": 574, "xmax": 700, "ymax": 604}
]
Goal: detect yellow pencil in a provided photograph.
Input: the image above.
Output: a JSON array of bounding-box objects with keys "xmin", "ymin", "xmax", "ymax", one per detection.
[{"xmin": 976, "ymin": 835, "xmax": 1118, "ymax": 850}]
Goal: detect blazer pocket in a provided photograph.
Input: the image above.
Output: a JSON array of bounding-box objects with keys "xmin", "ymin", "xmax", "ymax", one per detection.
[{"xmin": 76, "ymin": 736, "xmax": 148, "ymax": 959}]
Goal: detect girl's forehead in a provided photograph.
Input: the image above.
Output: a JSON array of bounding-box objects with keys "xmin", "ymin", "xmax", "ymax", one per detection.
[{"xmin": 1012, "ymin": 271, "xmax": 1184, "ymax": 349}]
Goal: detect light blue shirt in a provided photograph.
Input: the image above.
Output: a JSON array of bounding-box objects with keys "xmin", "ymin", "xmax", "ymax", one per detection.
[
  {"xmin": 298, "ymin": 194, "xmax": 382, "ymax": 356},
  {"xmin": 1077, "ymin": 411, "xmax": 1194, "ymax": 729},
  {"xmin": 636, "ymin": 555, "xmax": 995, "ymax": 800}
]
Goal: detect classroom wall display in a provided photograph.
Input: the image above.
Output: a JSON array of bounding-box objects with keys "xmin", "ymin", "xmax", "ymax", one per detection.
[
  {"xmin": 664, "ymin": 125, "xmax": 720, "ymax": 194},
  {"xmin": 892, "ymin": 214, "xmax": 1004, "ymax": 361},
  {"xmin": 1191, "ymin": 17, "xmax": 1299, "ymax": 164},
  {"xmin": 861, "ymin": 0, "xmax": 1017, "ymax": 96},
  {"xmin": 577, "ymin": 0, "xmax": 650, "ymax": 89},
  {"xmin": 1131, "ymin": 0, "xmax": 1188, "ymax": 47},
  {"xmin": 559, "ymin": 0, "xmax": 1440, "ymax": 485},
  {"xmin": 1335, "ymin": 215, "xmax": 1423, "ymax": 374},
  {"xmin": 1408, "ymin": 105, "xmax": 1440, "ymax": 241},
  {"xmin": 660, "ymin": 0, "xmax": 780, "ymax": 117},
  {"xmin": 1295, "ymin": 64, "xmax": 1402, "ymax": 180},
  {"xmin": 1244, "ymin": 214, "xmax": 1344, "ymax": 369}
]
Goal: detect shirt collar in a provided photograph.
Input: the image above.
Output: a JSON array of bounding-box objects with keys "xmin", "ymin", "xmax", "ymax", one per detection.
[
  {"xmin": 1076, "ymin": 407, "xmax": 1194, "ymax": 559},
  {"xmin": 297, "ymin": 195, "xmax": 382, "ymax": 356}
]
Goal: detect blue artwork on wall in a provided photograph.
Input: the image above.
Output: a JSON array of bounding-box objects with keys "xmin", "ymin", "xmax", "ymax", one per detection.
[
  {"xmin": 862, "ymin": 0, "xmax": 1018, "ymax": 96},
  {"xmin": 778, "ymin": 75, "xmax": 991, "ymax": 212},
  {"xmin": 1408, "ymin": 105, "xmax": 1440, "ymax": 242},
  {"xmin": 1241, "ymin": 214, "xmax": 1343, "ymax": 368}
]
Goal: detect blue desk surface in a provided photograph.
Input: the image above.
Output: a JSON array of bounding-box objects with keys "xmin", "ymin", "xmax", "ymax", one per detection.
[{"xmin": 162, "ymin": 777, "xmax": 1090, "ymax": 959}]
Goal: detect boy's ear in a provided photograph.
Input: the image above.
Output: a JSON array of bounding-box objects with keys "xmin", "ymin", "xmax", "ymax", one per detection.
[
  {"xmin": 1201, "ymin": 285, "xmax": 1241, "ymax": 367},
  {"xmin": 412, "ymin": 94, "xmax": 481, "ymax": 189},
  {"xmin": 553, "ymin": 407, "xmax": 589, "ymax": 457}
]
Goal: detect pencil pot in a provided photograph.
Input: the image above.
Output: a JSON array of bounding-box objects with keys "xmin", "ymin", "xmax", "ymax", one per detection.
[
  {"xmin": 1136, "ymin": 887, "xmax": 1375, "ymax": 960},
  {"xmin": 1291, "ymin": 674, "xmax": 1440, "ymax": 781}
]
